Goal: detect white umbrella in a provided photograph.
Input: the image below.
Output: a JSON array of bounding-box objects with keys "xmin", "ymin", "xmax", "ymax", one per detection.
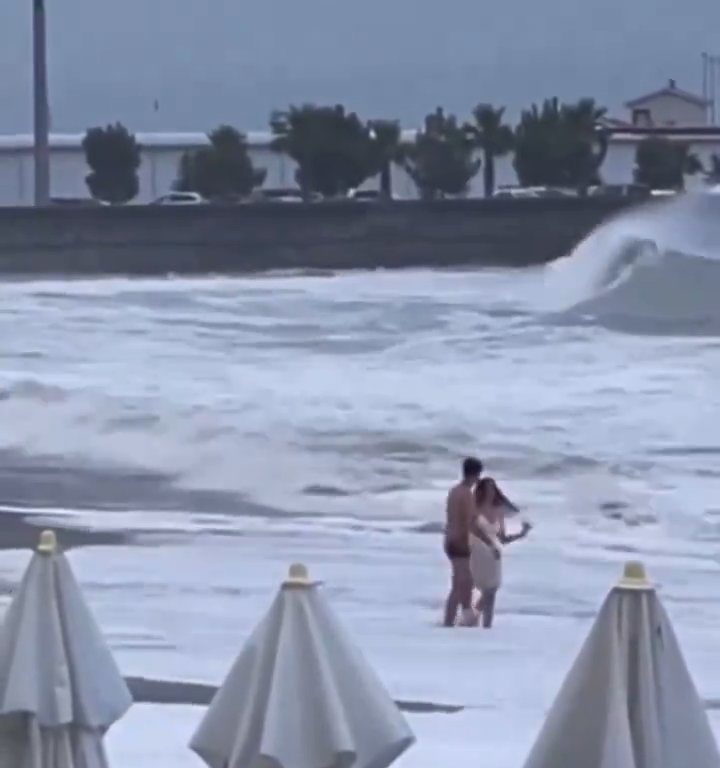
[
  {"xmin": 523, "ymin": 561, "xmax": 720, "ymax": 768},
  {"xmin": 0, "ymin": 530, "xmax": 132, "ymax": 767},
  {"xmin": 190, "ymin": 563, "xmax": 415, "ymax": 768}
]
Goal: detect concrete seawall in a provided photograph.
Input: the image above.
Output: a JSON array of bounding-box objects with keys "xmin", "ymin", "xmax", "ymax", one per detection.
[{"xmin": 0, "ymin": 197, "xmax": 636, "ymax": 275}]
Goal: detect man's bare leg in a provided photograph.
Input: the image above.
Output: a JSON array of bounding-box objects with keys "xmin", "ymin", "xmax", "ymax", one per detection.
[{"xmin": 444, "ymin": 559, "xmax": 472, "ymax": 627}]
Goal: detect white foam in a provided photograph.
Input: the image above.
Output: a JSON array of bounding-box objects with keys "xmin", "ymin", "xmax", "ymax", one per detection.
[
  {"xmin": 543, "ymin": 192, "xmax": 720, "ymax": 330},
  {"xmin": 1, "ymin": 265, "xmax": 719, "ymax": 762},
  {"xmin": 2, "ymin": 266, "xmax": 717, "ymax": 519}
]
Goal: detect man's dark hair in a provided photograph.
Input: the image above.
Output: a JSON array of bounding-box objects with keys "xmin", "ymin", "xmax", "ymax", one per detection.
[{"xmin": 462, "ymin": 457, "xmax": 483, "ymax": 479}]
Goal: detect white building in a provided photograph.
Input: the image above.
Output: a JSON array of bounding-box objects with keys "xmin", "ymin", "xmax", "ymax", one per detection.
[
  {"xmin": 0, "ymin": 80, "xmax": 718, "ymax": 205},
  {"xmin": 595, "ymin": 78, "xmax": 719, "ymax": 189},
  {"xmin": 623, "ymin": 79, "xmax": 709, "ymax": 128},
  {"xmin": 600, "ymin": 128, "xmax": 720, "ymax": 188},
  {"xmin": 0, "ymin": 133, "xmax": 289, "ymax": 206},
  {"xmin": 0, "ymin": 131, "xmax": 421, "ymax": 206}
]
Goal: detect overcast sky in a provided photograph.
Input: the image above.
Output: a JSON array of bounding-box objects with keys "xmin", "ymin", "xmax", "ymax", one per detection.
[{"xmin": 1, "ymin": 0, "xmax": 719, "ymax": 134}]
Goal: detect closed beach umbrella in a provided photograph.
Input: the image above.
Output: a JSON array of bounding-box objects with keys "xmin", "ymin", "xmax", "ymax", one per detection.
[
  {"xmin": 0, "ymin": 530, "xmax": 132, "ymax": 767},
  {"xmin": 523, "ymin": 561, "xmax": 720, "ymax": 768},
  {"xmin": 190, "ymin": 563, "xmax": 415, "ymax": 768}
]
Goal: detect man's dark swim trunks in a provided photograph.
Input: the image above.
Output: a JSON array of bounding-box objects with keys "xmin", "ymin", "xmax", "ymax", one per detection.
[{"xmin": 444, "ymin": 539, "xmax": 471, "ymax": 559}]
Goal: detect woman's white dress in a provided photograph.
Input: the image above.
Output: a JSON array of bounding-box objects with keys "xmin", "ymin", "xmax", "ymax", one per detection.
[{"xmin": 470, "ymin": 516, "xmax": 502, "ymax": 591}]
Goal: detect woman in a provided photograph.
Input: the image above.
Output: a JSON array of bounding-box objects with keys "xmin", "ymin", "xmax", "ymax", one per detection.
[{"xmin": 469, "ymin": 477, "xmax": 531, "ymax": 628}]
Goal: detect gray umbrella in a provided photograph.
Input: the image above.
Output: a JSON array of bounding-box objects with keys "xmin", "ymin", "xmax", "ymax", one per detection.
[
  {"xmin": 191, "ymin": 563, "xmax": 415, "ymax": 768},
  {"xmin": 523, "ymin": 561, "xmax": 720, "ymax": 768},
  {"xmin": 0, "ymin": 530, "xmax": 132, "ymax": 767}
]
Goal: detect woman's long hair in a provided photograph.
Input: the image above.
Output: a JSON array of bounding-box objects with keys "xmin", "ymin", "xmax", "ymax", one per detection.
[{"xmin": 475, "ymin": 477, "xmax": 519, "ymax": 512}]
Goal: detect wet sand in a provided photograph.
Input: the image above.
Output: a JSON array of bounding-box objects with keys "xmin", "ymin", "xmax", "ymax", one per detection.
[
  {"xmin": 126, "ymin": 676, "xmax": 463, "ymax": 714},
  {"xmin": 0, "ymin": 449, "xmax": 279, "ymax": 519},
  {"xmin": 0, "ymin": 508, "xmax": 129, "ymax": 551}
]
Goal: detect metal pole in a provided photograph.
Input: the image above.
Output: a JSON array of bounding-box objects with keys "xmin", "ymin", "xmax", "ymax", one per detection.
[
  {"xmin": 33, "ymin": 0, "xmax": 50, "ymax": 206},
  {"xmin": 702, "ymin": 52, "xmax": 709, "ymax": 120}
]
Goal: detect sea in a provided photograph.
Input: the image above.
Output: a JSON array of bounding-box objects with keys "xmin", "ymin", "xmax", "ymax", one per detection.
[{"xmin": 1, "ymin": 192, "xmax": 720, "ymax": 766}]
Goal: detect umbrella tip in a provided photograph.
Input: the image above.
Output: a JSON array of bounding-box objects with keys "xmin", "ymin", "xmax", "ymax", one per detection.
[
  {"xmin": 283, "ymin": 563, "xmax": 312, "ymax": 587},
  {"xmin": 617, "ymin": 560, "xmax": 652, "ymax": 590},
  {"xmin": 37, "ymin": 530, "xmax": 57, "ymax": 554}
]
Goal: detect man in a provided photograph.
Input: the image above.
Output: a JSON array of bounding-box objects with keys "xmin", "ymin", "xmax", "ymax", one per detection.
[{"xmin": 443, "ymin": 456, "xmax": 483, "ymax": 627}]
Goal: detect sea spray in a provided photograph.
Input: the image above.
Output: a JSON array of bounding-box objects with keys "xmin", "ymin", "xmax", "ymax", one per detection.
[{"xmin": 542, "ymin": 192, "xmax": 720, "ymax": 334}]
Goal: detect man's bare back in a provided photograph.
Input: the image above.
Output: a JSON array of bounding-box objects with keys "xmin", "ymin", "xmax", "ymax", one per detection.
[{"xmin": 445, "ymin": 482, "xmax": 474, "ymax": 556}]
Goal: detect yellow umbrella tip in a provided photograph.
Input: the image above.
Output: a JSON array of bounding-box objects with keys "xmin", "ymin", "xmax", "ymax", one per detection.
[
  {"xmin": 284, "ymin": 563, "xmax": 313, "ymax": 587},
  {"xmin": 37, "ymin": 529, "xmax": 58, "ymax": 554},
  {"xmin": 617, "ymin": 560, "xmax": 652, "ymax": 590}
]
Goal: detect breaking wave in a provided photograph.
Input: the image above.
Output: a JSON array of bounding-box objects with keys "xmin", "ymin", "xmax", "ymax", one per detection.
[{"xmin": 544, "ymin": 192, "xmax": 720, "ymax": 334}]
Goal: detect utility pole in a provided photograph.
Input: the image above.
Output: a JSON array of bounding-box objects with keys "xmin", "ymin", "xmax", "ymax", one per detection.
[
  {"xmin": 33, "ymin": 0, "xmax": 50, "ymax": 206},
  {"xmin": 702, "ymin": 53, "xmax": 720, "ymax": 125}
]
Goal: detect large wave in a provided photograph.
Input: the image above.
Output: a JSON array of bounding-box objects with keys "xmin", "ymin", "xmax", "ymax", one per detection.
[{"xmin": 543, "ymin": 192, "xmax": 720, "ymax": 334}]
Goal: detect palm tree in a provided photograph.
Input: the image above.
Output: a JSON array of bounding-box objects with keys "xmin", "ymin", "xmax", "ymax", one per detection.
[
  {"xmin": 514, "ymin": 98, "xmax": 609, "ymax": 191},
  {"xmin": 514, "ymin": 99, "xmax": 566, "ymax": 187},
  {"xmin": 465, "ymin": 104, "xmax": 514, "ymax": 197},
  {"xmin": 562, "ymin": 98, "xmax": 609, "ymax": 192}
]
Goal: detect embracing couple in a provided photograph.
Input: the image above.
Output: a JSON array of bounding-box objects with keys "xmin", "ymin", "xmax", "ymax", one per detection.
[{"xmin": 443, "ymin": 456, "xmax": 531, "ymax": 628}]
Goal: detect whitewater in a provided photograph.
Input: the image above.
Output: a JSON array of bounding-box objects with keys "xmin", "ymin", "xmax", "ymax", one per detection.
[{"xmin": 0, "ymin": 195, "xmax": 719, "ymax": 766}]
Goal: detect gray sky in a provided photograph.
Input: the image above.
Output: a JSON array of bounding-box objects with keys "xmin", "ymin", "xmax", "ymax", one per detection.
[{"xmin": 1, "ymin": 0, "xmax": 719, "ymax": 134}]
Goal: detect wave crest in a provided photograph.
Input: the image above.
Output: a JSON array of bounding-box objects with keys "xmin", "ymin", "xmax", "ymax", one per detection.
[{"xmin": 544, "ymin": 192, "xmax": 720, "ymax": 334}]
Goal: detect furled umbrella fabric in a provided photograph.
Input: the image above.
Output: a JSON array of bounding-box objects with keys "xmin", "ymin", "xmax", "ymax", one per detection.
[
  {"xmin": 523, "ymin": 561, "xmax": 720, "ymax": 768},
  {"xmin": 191, "ymin": 564, "xmax": 415, "ymax": 768},
  {"xmin": 0, "ymin": 531, "xmax": 132, "ymax": 767}
]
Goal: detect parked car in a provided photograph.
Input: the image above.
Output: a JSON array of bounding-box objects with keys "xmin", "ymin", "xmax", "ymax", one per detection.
[
  {"xmin": 346, "ymin": 189, "xmax": 400, "ymax": 201},
  {"xmin": 152, "ymin": 192, "xmax": 207, "ymax": 205},
  {"xmin": 492, "ymin": 187, "xmax": 538, "ymax": 199},
  {"xmin": 250, "ymin": 188, "xmax": 322, "ymax": 203},
  {"xmin": 588, "ymin": 184, "xmax": 650, "ymax": 200},
  {"xmin": 492, "ymin": 186, "xmax": 576, "ymax": 199}
]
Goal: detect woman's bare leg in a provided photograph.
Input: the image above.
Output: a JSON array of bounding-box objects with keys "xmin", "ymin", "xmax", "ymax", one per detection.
[
  {"xmin": 481, "ymin": 589, "xmax": 497, "ymax": 628},
  {"xmin": 474, "ymin": 592, "xmax": 485, "ymax": 613}
]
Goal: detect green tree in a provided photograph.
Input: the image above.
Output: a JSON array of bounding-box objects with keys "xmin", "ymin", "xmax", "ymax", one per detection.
[
  {"xmin": 563, "ymin": 98, "xmax": 609, "ymax": 192},
  {"xmin": 176, "ymin": 126, "xmax": 266, "ymax": 200},
  {"xmin": 271, "ymin": 105, "xmax": 380, "ymax": 198},
  {"xmin": 82, "ymin": 123, "xmax": 141, "ymax": 204},
  {"xmin": 634, "ymin": 137, "xmax": 702, "ymax": 190},
  {"xmin": 465, "ymin": 104, "xmax": 514, "ymax": 197},
  {"xmin": 513, "ymin": 98, "xmax": 608, "ymax": 190},
  {"xmin": 403, "ymin": 108, "xmax": 480, "ymax": 199}
]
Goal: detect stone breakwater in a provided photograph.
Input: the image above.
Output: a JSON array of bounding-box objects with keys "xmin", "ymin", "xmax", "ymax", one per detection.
[{"xmin": 0, "ymin": 197, "xmax": 635, "ymax": 275}]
